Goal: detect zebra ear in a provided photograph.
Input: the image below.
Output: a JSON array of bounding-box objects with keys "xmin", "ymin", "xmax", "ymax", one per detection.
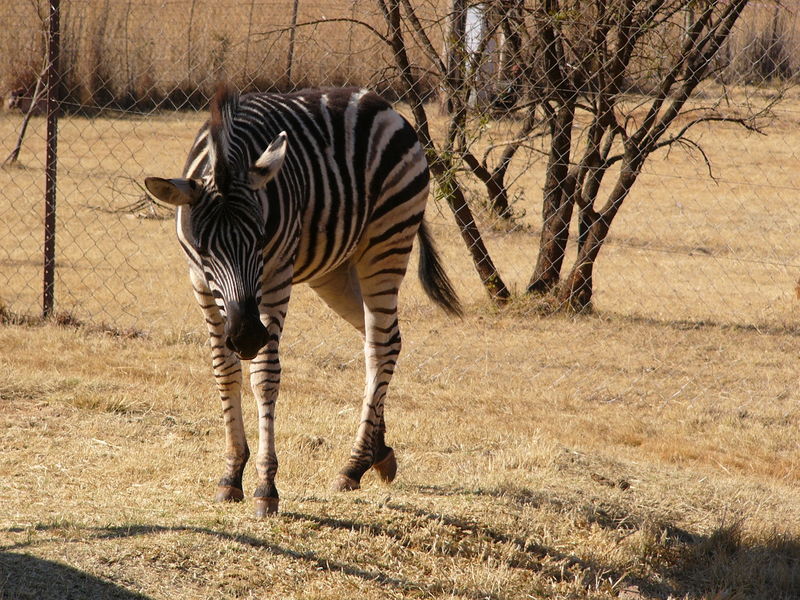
[
  {"xmin": 144, "ymin": 177, "xmax": 202, "ymax": 207},
  {"xmin": 248, "ymin": 131, "xmax": 288, "ymax": 190}
]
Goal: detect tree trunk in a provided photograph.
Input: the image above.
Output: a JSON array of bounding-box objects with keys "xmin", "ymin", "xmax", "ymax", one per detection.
[
  {"xmin": 461, "ymin": 152, "xmax": 511, "ymax": 219},
  {"xmin": 558, "ymin": 162, "xmax": 639, "ymax": 310},
  {"xmin": 429, "ymin": 160, "xmax": 510, "ymax": 303},
  {"xmin": 487, "ymin": 172, "xmax": 510, "ymax": 217},
  {"xmin": 464, "ymin": 105, "xmax": 538, "ymax": 221},
  {"xmin": 440, "ymin": 0, "xmax": 467, "ymax": 115},
  {"xmin": 3, "ymin": 74, "xmax": 46, "ymax": 166},
  {"xmin": 498, "ymin": 0, "xmax": 524, "ymax": 109},
  {"xmin": 527, "ymin": 103, "xmax": 575, "ymax": 294},
  {"xmin": 3, "ymin": 2, "xmax": 49, "ymax": 166},
  {"xmin": 558, "ymin": 211, "xmax": 606, "ymax": 311}
]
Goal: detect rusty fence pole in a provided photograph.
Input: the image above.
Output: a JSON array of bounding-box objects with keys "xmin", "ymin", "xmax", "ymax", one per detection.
[
  {"xmin": 286, "ymin": 0, "xmax": 300, "ymax": 88},
  {"xmin": 43, "ymin": 0, "xmax": 60, "ymax": 318}
]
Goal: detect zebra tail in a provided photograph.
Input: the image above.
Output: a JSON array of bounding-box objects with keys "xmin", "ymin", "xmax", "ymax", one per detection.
[{"xmin": 416, "ymin": 220, "xmax": 463, "ymax": 317}]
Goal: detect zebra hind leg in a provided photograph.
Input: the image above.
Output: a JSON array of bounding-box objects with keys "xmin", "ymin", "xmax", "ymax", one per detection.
[
  {"xmin": 310, "ymin": 262, "xmax": 398, "ymax": 491},
  {"xmin": 371, "ymin": 415, "xmax": 397, "ymax": 483},
  {"xmin": 328, "ymin": 261, "xmax": 405, "ymax": 492}
]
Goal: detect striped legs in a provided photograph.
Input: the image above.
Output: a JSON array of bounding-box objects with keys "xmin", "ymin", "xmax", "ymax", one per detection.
[
  {"xmin": 249, "ymin": 264, "xmax": 293, "ymax": 516},
  {"xmin": 192, "ymin": 265, "xmax": 289, "ymax": 516},
  {"xmin": 313, "ymin": 260, "xmax": 406, "ymax": 491},
  {"xmin": 190, "ymin": 270, "xmax": 249, "ymax": 503},
  {"xmin": 334, "ymin": 301, "xmax": 401, "ymax": 490}
]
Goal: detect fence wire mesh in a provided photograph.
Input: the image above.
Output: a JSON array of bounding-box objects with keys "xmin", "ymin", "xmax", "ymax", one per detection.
[{"xmin": 1, "ymin": 0, "xmax": 800, "ymax": 367}]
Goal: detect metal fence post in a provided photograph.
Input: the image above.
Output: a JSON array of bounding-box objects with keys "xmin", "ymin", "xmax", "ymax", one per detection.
[
  {"xmin": 286, "ymin": 0, "xmax": 300, "ymax": 88},
  {"xmin": 43, "ymin": 0, "xmax": 60, "ymax": 318}
]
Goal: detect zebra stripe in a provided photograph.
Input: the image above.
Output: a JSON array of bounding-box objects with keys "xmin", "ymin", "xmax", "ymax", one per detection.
[{"xmin": 144, "ymin": 84, "xmax": 461, "ymax": 516}]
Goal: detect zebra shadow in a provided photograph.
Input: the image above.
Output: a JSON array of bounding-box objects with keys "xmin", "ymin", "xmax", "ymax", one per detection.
[
  {"xmin": 0, "ymin": 551, "xmax": 152, "ymax": 600},
  {"xmin": 4, "ymin": 495, "xmax": 797, "ymax": 599},
  {"xmin": 1, "ymin": 524, "xmax": 436, "ymax": 600}
]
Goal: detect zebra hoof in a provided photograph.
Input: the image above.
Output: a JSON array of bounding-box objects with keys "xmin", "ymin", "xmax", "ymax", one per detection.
[
  {"xmin": 330, "ymin": 474, "xmax": 360, "ymax": 492},
  {"xmin": 215, "ymin": 486, "xmax": 245, "ymax": 502},
  {"xmin": 254, "ymin": 497, "xmax": 279, "ymax": 517},
  {"xmin": 372, "ymin": 449, "xmax": 397, "ymax": 483}
]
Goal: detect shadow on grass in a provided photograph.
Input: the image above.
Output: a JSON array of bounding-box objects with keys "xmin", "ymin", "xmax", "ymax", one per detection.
[
  {"xmin": 608, "ymin": 310, "xmax": 800, "ymax": 338},
  {"xmin": 402, "ymin": 484, "xmax": 800, "ymax": 599},
  {"xmin": 0, "ymin": 552, "xmax": 152, "ymax": 600},
  {"xmin": 2, "ymin": 523, "xmax": 489, "ymax": 600},
  {"xmin": 2, "ymin": 486, "xmax": 799, "ymax": 599}
]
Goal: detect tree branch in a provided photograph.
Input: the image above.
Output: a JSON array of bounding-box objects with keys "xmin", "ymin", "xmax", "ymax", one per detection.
[
  {"xmin": 399, "ymin": 0, "xmax": 447, "ymax": 76},
  {"xmin": 253, "ymin": 18, "xmax": 391, "ymax": 48}
]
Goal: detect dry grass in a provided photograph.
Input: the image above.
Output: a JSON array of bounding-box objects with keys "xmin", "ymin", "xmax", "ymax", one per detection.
[
  {"xmin": 2, "ymin": 2, "xmax": 798, "ymax": 110},
  {"xmin": 0, "ymin": 0, "xmax": 444, "ymax": 109},
  {"xmin": 1, "ymin": 299, "xmax": 799, "ymax": 599},
  {"xmin": 2, "ymin": 65, "xmax": 800, "ymax": 600}
]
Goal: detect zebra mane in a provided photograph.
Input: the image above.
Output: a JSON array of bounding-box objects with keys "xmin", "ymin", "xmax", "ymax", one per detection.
[{"xmin": 208, "ymin": 83, "xmax": 240, "ymax": 195}]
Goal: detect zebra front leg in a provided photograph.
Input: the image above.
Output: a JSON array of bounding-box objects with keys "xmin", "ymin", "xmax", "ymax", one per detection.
[
  {"xmin": 250, "ymin": 343, "xmax": 281, "ymax": 516},
  {"xmin": 249, "ymin": 281, "xmax": 290, "ymax": 516},
  {"xmin": 191, "ymin": 270, "xmax": 249, "ymax": 502}
]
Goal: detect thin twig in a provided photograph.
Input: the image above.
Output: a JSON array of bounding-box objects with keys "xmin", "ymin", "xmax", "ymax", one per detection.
[{"xmin": 252, "ymin": 18, "xmax": 391, "ymax": 48}]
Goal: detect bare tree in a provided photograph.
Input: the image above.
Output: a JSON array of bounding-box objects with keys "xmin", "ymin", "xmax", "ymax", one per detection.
[
  {"xmin": 379, "ymin": 0, "xmax": 511, "ymax": 303},
  {"xmin": 526, "ymin": 0, "xmax": 761, "ymax": 310},
  {"xmin": 378, "ymin": 0, "xmax": 768, "ymax": 311}
]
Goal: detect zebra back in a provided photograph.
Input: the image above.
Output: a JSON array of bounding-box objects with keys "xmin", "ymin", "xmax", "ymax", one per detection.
[{"xmin": 176, "ymin": 85, "xmax": 461, "ymax": 313}]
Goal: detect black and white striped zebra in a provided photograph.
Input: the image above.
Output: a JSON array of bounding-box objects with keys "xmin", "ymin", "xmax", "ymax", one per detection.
[{"xmin": 144, "ymin": 85, "xmax": 461, "ymax": 516}]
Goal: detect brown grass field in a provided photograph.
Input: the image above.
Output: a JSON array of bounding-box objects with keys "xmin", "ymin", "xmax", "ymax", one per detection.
[
  {"xmin": 2, "ymin": 13, "xmax": 800, "ymax": 592},
  {"xmin": 2, "ymin": 1, "xmax": 798, "ymax": 107},
  {"xmin": 0, "ymin": 0, "xmax": 442, "ymax": 107},
  {"xmin": 1, "ymin": 92, "xmax": 800, "ymax": 598}
]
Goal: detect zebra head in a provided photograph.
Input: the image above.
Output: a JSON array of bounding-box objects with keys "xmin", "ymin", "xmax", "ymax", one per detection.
[{"xmin": 144, "ymin": 87, "xmax": 288, "ymax": 360}]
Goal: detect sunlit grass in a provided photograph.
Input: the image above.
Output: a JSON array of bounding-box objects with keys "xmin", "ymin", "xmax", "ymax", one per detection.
[{"xmin": 1, "ymin": 8, "xmax": 800, "ymax": 595}]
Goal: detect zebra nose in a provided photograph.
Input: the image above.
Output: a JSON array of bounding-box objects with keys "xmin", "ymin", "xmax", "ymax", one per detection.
[{"xmin": 224, "ymin": 298, "xmax": 268, "ymax": 360}]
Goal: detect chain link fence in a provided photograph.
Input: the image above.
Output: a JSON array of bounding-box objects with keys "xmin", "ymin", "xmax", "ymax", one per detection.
[{"xmin": 1, "ymin": 0, "xmax": 800, "ymax": 345}]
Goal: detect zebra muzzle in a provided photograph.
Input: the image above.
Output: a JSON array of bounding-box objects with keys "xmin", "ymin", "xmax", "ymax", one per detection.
[{"xmin": 224, "ymin": 298, "xmax": 269, "ymax": 360}]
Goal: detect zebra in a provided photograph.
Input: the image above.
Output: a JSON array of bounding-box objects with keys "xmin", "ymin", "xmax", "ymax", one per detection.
[{"xmin": 144, "ymin": 84, "xmax": 462, "ymax": 516}]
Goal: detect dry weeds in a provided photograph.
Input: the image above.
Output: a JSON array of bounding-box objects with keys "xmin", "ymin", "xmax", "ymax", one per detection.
[
  {"xmin": 2, "ymin": 2, "xmax": 797, "ymax": 111},
  {"xmin": 1, "ymin": 48, "xmax": 800, "ymax": 600},
  {"xmin": 0, "ymin": 0, "xmax": 443, "ymax": 108},
  {"xmin": 1, "ymin": 300, "xmax": 799, "ymax": 599}
]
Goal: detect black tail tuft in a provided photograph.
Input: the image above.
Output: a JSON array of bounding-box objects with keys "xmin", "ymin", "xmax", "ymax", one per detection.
[{"xmin": 417, "ymin": 220, "xmax": 463, "ymax": 317}]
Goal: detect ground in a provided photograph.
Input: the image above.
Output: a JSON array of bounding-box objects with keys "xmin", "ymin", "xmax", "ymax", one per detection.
[{"xmin": 1, "ymin": 91, "xmax": 799, "ymax": 598}]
